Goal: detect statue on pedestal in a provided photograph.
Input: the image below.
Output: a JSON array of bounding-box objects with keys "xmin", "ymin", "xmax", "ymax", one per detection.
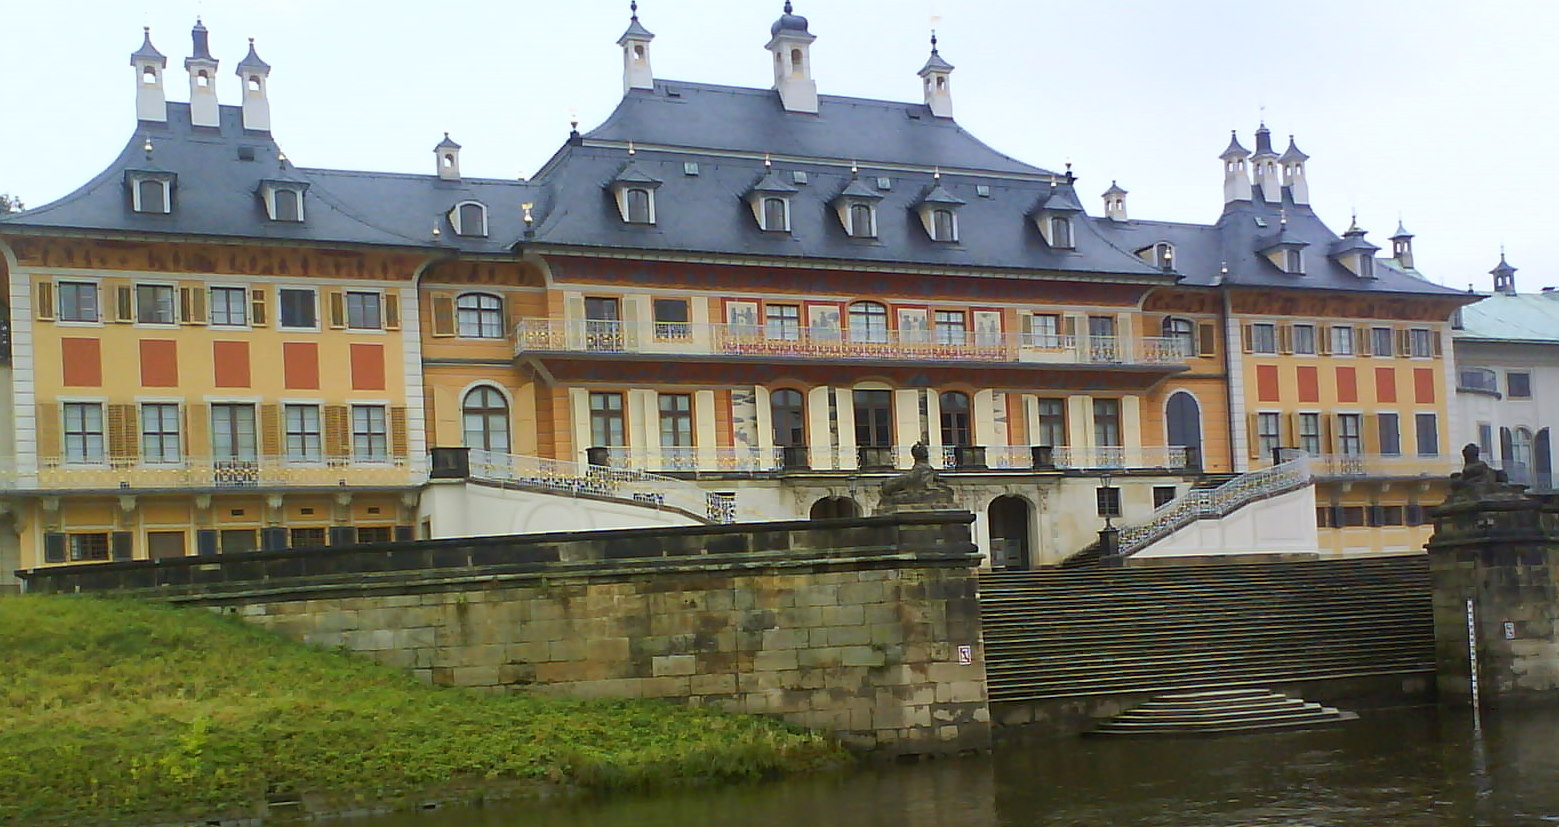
[
  {"xmin": 876, "ymin": 442, "xmax": 957, "ymax": 514},
  {"xmin": 1446, "ymin": 443, "xmax": 1526, "ymax": 504}
]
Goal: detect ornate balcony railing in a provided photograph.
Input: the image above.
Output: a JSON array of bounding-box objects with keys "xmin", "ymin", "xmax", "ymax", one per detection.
[
  {"xmin": 1280, "ymin": 450, "xmax": 1459, "ymax": 479},
  {"xmin": 465, "ymin": 449, "xmax": 735, "ymax": 524},
  {"xmin": 1052, "ymin": 445, "xmax": 1189, "ymax": 470},
  {"xmin": 3, "ymin": 456, "xmax": 425, "ymax": 491},
  {"xmin": 1117, "ymin": 456, "xmax": 1313, "ymax": 556},
  {"xmin": 604, "ymin": 446, "xmax": 786, "ymax": 473},
  {"xmin": 514, "ymin": 319, "xmax": 1188, "ymax": 366}
]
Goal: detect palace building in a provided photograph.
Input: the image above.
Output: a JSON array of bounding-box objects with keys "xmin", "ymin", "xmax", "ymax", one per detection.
[{"xmin": 0, "ymin": 7, "xmax": 1480, "ymax": 583}]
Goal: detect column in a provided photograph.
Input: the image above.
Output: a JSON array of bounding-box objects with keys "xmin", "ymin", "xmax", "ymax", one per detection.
[
  {"xmin": 1122, "ymin": 395, "xmax": 1142, "ymax": 466},
  {"xmin": 754, "ymin": 385, "xmax": 774, "ymax": 469},
  {"xmin": 835, "ymin": 387, "xmax": 858, "ymax": 471},
  {"xmin": 629, "ymin": 389, "xmax": 658, "ymax": 471},
  {"xmin": 695, "ymin": 390, "xmax": 718, "ymax": 470},
  {"xmin": 973, "ymin": 389, "xmax": 997, "ymax": 448},
  {"xmin": 568, "ymin": 387, "xmax": 591, "ymax": 466},
  {"xmin": 1067, "ymin": 394, "xmax": 1092, "ymax": 466},
  {"xmin": 894, "ymin": 388, "xmax": 921, "ymax": 467},
  {"xmin": 807, "ymin": 385, "xmax": 834, "ymax": 470}
]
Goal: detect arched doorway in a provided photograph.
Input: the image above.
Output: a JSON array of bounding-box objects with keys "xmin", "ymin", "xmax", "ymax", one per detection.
[
  {"xmin": 810, "ymin": 497, "xmax": 859, "ymax": 520},
  {"xmin": 1166, "ymin": 391, "xmax": 1203, "ymax": 469},
  {"xmin": 1536, "ymin": 428, "xmax": 1553, "ymax": 490},
  {"xmin": 988, "ymin": 496, "xmax": 1032, "ymax": 569}
]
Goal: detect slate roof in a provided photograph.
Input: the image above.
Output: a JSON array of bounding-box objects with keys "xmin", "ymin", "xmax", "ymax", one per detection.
[
  {"xmin": 1457, "ymin": 292, "xmax": 1559, "ymax": 343},
  {"xmin": 0, "ymin": 103, "xmax": 534, "ymax": 255}
]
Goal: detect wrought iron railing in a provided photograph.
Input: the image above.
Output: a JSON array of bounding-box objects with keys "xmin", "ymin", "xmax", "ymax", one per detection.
[
  {"xmin": 4, "ymin": 456, "xmax": 425, "ymax": 490},
  {"xmin": 465, "ymin": 449, "xmax": 734, "ymax": 524},
  {"xmin": 1285, "ymin": 451, "xmax": 1458, "ymax": 479},
  {"xmin": 1052, "ymin": 446, "xmax": 1189, "ymax": 470},
  {"xmin": 1116, "ymin": 456, "xmax": 1313, "ymax": 556}
]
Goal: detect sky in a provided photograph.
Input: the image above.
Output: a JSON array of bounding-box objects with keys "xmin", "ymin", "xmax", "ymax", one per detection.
[{"xmin": 2, "ymin": 0, "xmax": 1555, "ymax": 292}]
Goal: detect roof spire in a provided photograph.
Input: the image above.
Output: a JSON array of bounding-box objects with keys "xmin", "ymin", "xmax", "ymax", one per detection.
[
  {"xmin": 930, "ymin": 29, "xmax": 939, "ymax": 53},
  {"xmin": 631, "ymin": 0, "xmax": 639, "ymax": 19}
]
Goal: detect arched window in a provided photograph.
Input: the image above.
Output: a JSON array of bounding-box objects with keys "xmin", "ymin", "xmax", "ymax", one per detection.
[
  {"xmin": 455, "ymin": 202, "xmax": 487, "ymax": 237},
  {"xmin": 940, "ymin": 391, "xmax": 971, "ymax": 447},
  {"xmin": 247, "ymin": 75, "xmax": 261, "ymax": 92},
  {"xmin": 1284, "ymin": 249, "xmax": 1304, "ymax": 273},
  {"xmin": 1050, "ymin": 216, "xmax": 1073, "ymax": 248},
  {"xmin": 142, "ymin": 67, "xmax": 157, "ymax": 84},
  {"xmin": 273, "ymin": 189, "xmax": 300, "ymax": 222},
  {"xmin": 1154, "ymin": 242, "xmax": 1175, "ymax": 271},
  {"xmin": 763, "ymin": 197, "xmax": 788, "ymax": 232},
  {"xmin": 135, "ymin": 178, "xmax": 168, "ymax": 213},
  {"xmin": 849, "ymin": 203, "xmax": 875, "ymax": 238},
  {"xmin": 790, "ymin": 48, "xmax": 804, "ymax": 77},
  {"xmin": 442, "ymin": 153, "xmax": 455, "ymax": 169},
  {"xmin": 456, "ymin": 293, "xmax": 504, "ymax": 338},
  {"xmin": 771, "ymin": 388, "xmax": 805, "ymax": 447},
  {"xmin": 1161, "ymin": 317, "xmax": 1195, "ymax": 356},
  {"xmin": 1514, "ymin": 428, "xmax": 1534, "ymax": 471},
  {"xmin": 626, "ymin": 188, "xmax": 653, "ymax": 224},
  {"xmin": 848, "ymin": 301, "xmax": 889, "ymax": 343},
  {"xmin": 196, "ymin": 71, "xmax": 210, "ymax": 88},
  {"xmin": 932, "ymin": 209, "xmax": 956, "ymax": 242},
  {"xmin": 462, "ymin": 386, "xmax": 510, "ymax": 454},
  {"xmin": 1359, "ymin": 255, "xmax": 1375, "ymax": 278}
]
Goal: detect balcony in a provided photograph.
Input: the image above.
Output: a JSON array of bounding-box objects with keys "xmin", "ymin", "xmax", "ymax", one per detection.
[
  {"xmin": 1280, "ymin": 451, "xmax": 1457, "ymax": 480},
  {"xmin": 2, "ymin": 456, "xmax": 425, "ymax": 492},
  {"xmin": 1456, "ymin": 368, "xmax": 1501, "ymax": 396},
  {"xmin": 584, "ymin": 444, "xmax": 1194, "ymax": 474},
  {"xmin": 514, "ymin": 319, "xmax": 1189, "ymax": 367}
]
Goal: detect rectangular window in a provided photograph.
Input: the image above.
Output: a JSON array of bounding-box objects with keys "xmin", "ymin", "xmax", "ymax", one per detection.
[
  {"xmin": 1409, "ymin": 328, "xmax": 1434, "ymax": 358},
  {"xmin": 209, "ymin": 286, "xmax": 248, "ymax": 326},
  {"xmin": 1298, "ymin": 413, "xmax": 1321, "ymax": 455},
  {"xmin": 1371, "ymin": 327, "xmax": 1394, "ymax": 358},
  {"xmin": 589, "ymin": 392, "xmax": 625, "ymax": 447},
  {"xmin": 356, "ymin": 526, "xmax": 393, "ymax": 544},
  {"xmin": 1338, "ymin": 414, "xmax": 1363, "ymax": 456},
  {"xmin": 853, "ymin": 390, "xmax": 894, "ymax": 449},
  {"xmin": 1257, "ymin": 412, "xmax": 1282, "ymax": 460},
  {"xmin": 290, "ymin": 527, "xmax": 327, "ymax": 548},
  {"xmin": 136, "ymin": 284, "xmax": 176, "ymax": 324},
  {"xmin": 1330, "ymin": 325, "xmax": 1354, "ymax": 356},
  {"xmin": 351, "ymin": 405, "xmax": 388, "ymax": 461},
  {"xmin": 1152, "ymin": 485, "xmax": 1177, "ymax": 509},
  {"xmin": 279, "ymin": 288, "xmax": 317, "ymax": 328},
  {"xmin": 220, "ymin": 529, "xmax": 258, "ymax": 554},
  {"xmin": 1341, "ymin": 506, "xmax": 1367, "ymax": 527},
  {"xmin": 1037, "ymin": 398, "xmax": 1066, "ymax": 447},
  {"xmin": 1378, "ymin": 412, "xmax": 1401, "ymax": 456},
  {"xmin": 69, "ymin": 532, "xmax": 110, "ymax": 562},
  {"xmin": 1093, "ymin": 399, "xmax": 1121, "ymax": 447},
  {"xmin": 934, "ymin": 310, "xmax": 967, "ymax": 346},
  {"xmin": 1415, "ymin": 413, "xmax": 1439, "ymax": 457},
  {"xmin": 659, "ymin": 393, "xmax": 693, "ymax": 448},
  {"xmin": 1508, "ymin": 371, "xmax": 1532, "ymax": 399},
  {"xmin": 284, "ymin": 404, "xmax": 322, "ymax": 462},
  {"xmin": 1293, "ymin": 324, "xmax": 1316, "ymax": 355},
  {"xmin": 1316, "ymin": 506, "xmax": 1334, "ymax": 528},
  {"xmin": 345, "ymin": 291, "xmax": 382, "ymax": 329},
  {"xmin": 1029, "ymin": 314, "xmax": 1061, "ymax": 348},
  {"xmin": 456, "ymin": 293, "xmax": 504, "ymax": 338},
  {"xmin": 1096, "ymin": 486, "xmax": 1121, "ymax": 518},
  {"xmin": 1381, "ymin": 505, "xmax": 1405, "ymax": 526},
  {"xmin": 62, "ymin": 402, "xmax": 105, "ymax": 463},
  {"xmin": 58, "ymin": 281, "xmax": 99, "ymax": 323},
  {"xmin": 1251, "ymin": 323, "xmax": 1277, "ymax": 354},
  {"xmin": 140, "ymin": 403, "xmax": 181, "ymax": 463},
  {"xmin": 764, "ymin": 304, "xmax": 800, "ymax": 341},
  {"xmin": 653, "ymin": 299, "xmax": 691, "ymax": 341},
  {"xmin": 146, "ymin": 530, "xmax": 186, "ymax": 560},
  {"xmin": 211, "ymin": 404, "xmax": 258, "ymax": 462},
  {"xmin": 1479, "ymin": 423, "xmax": 1494, "ymax": 459}
]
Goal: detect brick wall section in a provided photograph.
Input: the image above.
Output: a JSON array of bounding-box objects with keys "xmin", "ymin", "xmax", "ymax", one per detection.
[{"xmin": 20, "ymin": 511, "xmax": 990, "ymax": 756}]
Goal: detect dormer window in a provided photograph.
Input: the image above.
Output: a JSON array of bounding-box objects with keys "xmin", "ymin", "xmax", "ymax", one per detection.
[
  {"xmin": 126, "ymin": 171, "xmax": 175, "ymax": 214},
  {"xmin": 832, "ymin": 176, "xmax": 884, "ymax": 240},
  {"xmin": 932, "ymin": 209, "xmax": 956, "ymax": 242},
  {"xmin": 1359, "ymin": 255, "xmax": 1374, "ymax": 278},
  {"xmin": 608, "ymin": 157, "xmax": 663, "ymax": 226},
  {"xmin": 762, "ymin": 197, "xmax": 789, "ymax": 232},
  {"xmin": 625, "ymin": 189, "xmax": 653, "ymax": 224},
  {"xmin": 916, "ymin": 178, "xmax": 965, "ymax": 243},
  {"xmin": 1284, "ymin": 249, "xmax": 1303, "ymax": 274},
  {"xmin": 848, "ymin": 203, "xmax": 877, "ymax": 238},
  {"xmin": 1050, "ymin": 217, "xmax": 1073, "ymax": 249},
  {"xmin": 450, "ymin": 201, "xmax": 489, "ymax": 237},
  {"xmin": 1155, "ymin": 242, "xmax": 1174, "ymax": 271},
  {"xmin": 1034, "ymin": 184, "xmax": 1083, "ymax": 249},
  {"xmin": 747, "ymin": 167, "xmax": 798, "ymax": 233},
  {"xmin": 259, "ymin": 180, "xmax": 309, "ymax": 223}
]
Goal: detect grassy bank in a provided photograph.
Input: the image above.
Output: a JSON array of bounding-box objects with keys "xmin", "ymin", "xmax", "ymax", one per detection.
[{"xmin": 0, "ymin": 596, "xmax": 847, "ymax": 826}]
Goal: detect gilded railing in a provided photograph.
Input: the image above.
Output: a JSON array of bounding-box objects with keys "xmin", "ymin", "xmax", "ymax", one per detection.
[{"xmin": 1116, "ymin": 456, "xmax": 1313, "ymax": 555}]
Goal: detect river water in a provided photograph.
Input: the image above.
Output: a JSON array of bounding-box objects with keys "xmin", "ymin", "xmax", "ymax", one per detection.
[{"xmin": 351, "ymin": 707, "xmax": 1559, "ymax": 826}]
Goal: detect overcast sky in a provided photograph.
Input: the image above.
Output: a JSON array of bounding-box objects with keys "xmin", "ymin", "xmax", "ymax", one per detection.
[{"xmin": 3, "ymin": 0, "xmax": 1555, "ymax": 292}]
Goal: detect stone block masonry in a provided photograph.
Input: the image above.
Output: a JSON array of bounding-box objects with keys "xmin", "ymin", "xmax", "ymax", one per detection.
[{"xmin": 20, "ymin": 511, "xmax": 990, "ymax": 756}]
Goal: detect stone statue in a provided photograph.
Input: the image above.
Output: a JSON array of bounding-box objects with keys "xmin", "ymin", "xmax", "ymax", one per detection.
[
  {"xmin": 876, "ymin": 442, "xmax": 957, "ymax": 514},
  {"xmin": 1446, "ymin": 443, "xmax": 1524, "ymax": 504}
]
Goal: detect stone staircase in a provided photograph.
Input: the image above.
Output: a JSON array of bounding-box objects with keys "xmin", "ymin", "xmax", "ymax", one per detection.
[
  {"xmin": 1089, "ymin": 688, "xmax": 1357, "ymax": 736},
  {"xmin": 978, "ymin": 556, "xmax": 1433, "ymax": 704}
]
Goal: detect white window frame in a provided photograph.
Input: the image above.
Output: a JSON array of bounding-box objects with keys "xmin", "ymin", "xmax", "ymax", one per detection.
[
  {"xmin": 1251, "ymin": 322, "xmax": 1278, "ymax": 355},
  {"xmin": 129, "ymin": 174, "xmax": 173, "ymax": 214},
  {"xmin": 140, "ymin": 402, "xmax": 183, "ymax": 465},
  {"xmin": 351, "ymin": 404, "xmax": 390, "ymax": 463},
  {"xmin": 283, "ymin": 402, "xmax": 323, "ymax": 464},
  {"xmin": 345, "ymin": 290, "xmax": 383, "ymax": 331},
  {"xmin": 277, "ymin": 287, "xmax": 320, "ymax": 331},
  {"xmin": 261, "ymin": 184, "xmax": 306, "ymax": 222},
  {"xmin": 135, "ymin": 282, "xmax": 178, "ymax": 326},
  {"xmin": 1330, "ymin": 325, "xmax": 1354, "ymax": 356},
  {"xmin": 455, "ymin": 292, "xmax": 505, "ymax": 339},
  {"xmin": 61, "ymin": 400, "xmax": 106, "ymax": 466},
  {"xmin": 760, "ymin": 197, "xmax": 791, "ymax": 232},
  {"xmin": 208, "ymin": 285, "xmax": 250, "ymax": 328},
  {"xmin": 450, "ymin": 201, "xmax": 489, "ymax": 237},
  {"xmin": 56, "ymin": 279, "xmax": 102, "ymax": 325}
]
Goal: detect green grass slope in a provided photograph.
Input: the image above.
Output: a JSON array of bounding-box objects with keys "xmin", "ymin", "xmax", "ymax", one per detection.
[{"xmin": 0, "ymin": 596, "xmax": 846, "ymax": 825}]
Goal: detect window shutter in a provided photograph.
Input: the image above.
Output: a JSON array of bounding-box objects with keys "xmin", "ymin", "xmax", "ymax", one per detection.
[
  {"xmin": 115, "ymin": 285, "xmax": 134, "ymax": 323},
  {"xmin": 35, "ymin": 402, "xmax": 60, "ymax": 458},
  {"xmin": 1321, "ymin": 415, "xmax": 1334, "ymax": 454},
  {"xmin": 179, "ymin": 286, "xmax": 207, "ymax": 324},
  {"xmin": 1279, "ymin": 412, "xmax": 1294, "ymax": 446},
  {"xmin": 1060, "ymin": 316, "xmax": 1077, "ymax": 339},
  {"xmin": 430, "ymin": 294, "xmax": 456, "ymax": 337},
  {"xmin": 1357, "ymin": 326, "xmax": 1372, "ymax": 356},
  {"xmin": 1396, "ymin": 329, "xmax": 1411, "ymax": 357},
  {"xmin": 1241, "ymin": 323, "xmax": 1254, "ymax": 353},
  {"xmin": 1433, "ymin": 330, "xmax": 1444, "ymax": 357},
  {"xmin": 259, "ymin": 403, "xmax": 281, "ymax": 458},
  {"xmin": 44, "ymin": 533, "xmax": 66, "ymax": 564},
  {"xmin": 1246, "ymin": 413, "xmax": 1259, "ymax": 459},
  {"xmin": 107, "ymin": 403, "xmax": 139, "ymax": 462},
  {"xmin": 389, "ymin": 406, "xmax": 408, "ymax": 459},
  {"xmin": 111, "ymin": 531, "xmax": 134, "ymax": 561},
  {"xmin": 1363, "ymin": 414, "xmax": 1380, "ymax": 454},
  {"xmin": 1197, "ymin": 323, "xmax": 1217, "ymax": 357},
  {"xmin": 261, "ymin": 526, "xmax": 289, "ymax": 552},
  {"xmin": 196, "ymin": 529, "xmax": 219, "ymax": 556},
  {"xmin": 35, "ymin": 281, "xmax": 55, "ymax": 321},
  {"xmin": 384, "ymin": 292, "xmax": 401, "ymax": 331},
  {"xmin": 327, "ymin": 291, "xmax": 346, "ymax": 329},
  {"xmin": 250, "ymin": 288, "xmax": 268, "ymax": 327},
  {"xmin": 1020, "ymin": 313, "xmax": 1034, "ymax": 343},
  {"xmin": 1317, "ymin": 328, "xmax": 1332, "ymax": 356},
  {"xmin": 1500, "ymin": 426, "xmax": 1513, "ymax": 462},
  {"xmin": 324, "ymin": 404, "xmax": 350, "ymax": 460},
  {"xmin": 185, "ymin": 404, "xmax": 210, "ymax": 457},
  {"xmin": 329, "ymin": 526, "xmax": 356, "ymax": 547}
]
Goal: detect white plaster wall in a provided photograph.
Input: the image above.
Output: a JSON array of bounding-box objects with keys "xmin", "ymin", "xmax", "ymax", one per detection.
[
  {"xmin": 418, "ymin": 481, "xmax": 699, "ymax": 539},
  {"xmin": 1134, "ymin": 484, "xmax": 1320, "ymax": 560}
]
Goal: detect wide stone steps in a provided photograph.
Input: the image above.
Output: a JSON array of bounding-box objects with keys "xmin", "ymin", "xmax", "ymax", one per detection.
[
  {"xmin": 1089, "ymin": 689, "xmax": 1358, "ymax": 736},
  {"xmin": 978, "ymin": 556, "xmax": 1433, "ymax": 704}
]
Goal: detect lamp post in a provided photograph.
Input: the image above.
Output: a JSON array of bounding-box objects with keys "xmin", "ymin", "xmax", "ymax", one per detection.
[{"xmin": 1098, "ymin": 471, "xmax": 1121, "ymax": 566}]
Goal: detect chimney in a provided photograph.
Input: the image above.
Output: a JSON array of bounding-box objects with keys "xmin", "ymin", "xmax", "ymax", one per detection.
[
  {"xmin": 235, "ymin": 39, "xmax": 272, "ymax": 132},
  {"xmin": 767, "ymin": 3, "xmax": 818, "ymax": 114},
  {"xmin": 184, "ymin": 19, "xmax": 220, "ymax": 128},
  {"xmin": 617, "ymin": 1, "xmax": 655, "ymax": 93},
  {"xmin": 918, "ymin": 32, "xmax": 954, "ymax": 119},
  {"xmin": 130, "ymin": 28, "xmax": 168, "ymax": 123},
  {"xmin": 1102, "ymin": 181, "xmax": 1128, "ymax": 221},
  {"xmin": 1219, "ymin": 131, "xmax": 1252, "ymax": 204}
]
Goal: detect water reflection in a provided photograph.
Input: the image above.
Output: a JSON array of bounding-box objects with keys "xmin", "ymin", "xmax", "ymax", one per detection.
[{"xmin": 349, "ymin": 708, "xmax": 1559, "ymax": 827}]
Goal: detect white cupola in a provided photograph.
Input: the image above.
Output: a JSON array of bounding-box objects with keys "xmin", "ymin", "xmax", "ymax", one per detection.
[
  {"xmin": 1101, "ymin": 180, "xmax": 1128, "ymax": 221},
  {"xmin": 618, "ymin": 1, "xmax": 655, "ymax": 93},
  {"xmin": 1491, "ymin": 252, "xmax": 1518, "ymax": 296},
  {"xmin": 1251, "ymin": 122, "xmax": 1282, "ymax": 203},
  {"xmin": 1219, "ymin": 131, "xmax": 1252, "ymax": 204},
  {"xmin": 130, "ymin": 28, "xmax": 168, "ymax": 123},
  {"xmin": 1280, "ymin": 135, "xmax": 1309, "ymax": 205},
  {"xmin": 1390, "ymin": 220, "xmax": 1415, "ymax": 270},
  {"xmin": 766, "ymin": 2, "xmax": 818, "ymax": 114},
  {"xmin": 918, "ymin": 32, "xmax": 954, "ymax": 119},
  {"xmin": 235, "ymin": 38, "xmax": 271, "ymax": 132},
  {"xmin": 434, "ymin": 133, "xmax": 462, "ymax": 181},
  {"xmin": 184, "ymin": 19, "xmax": 220, "ymax": 128}
]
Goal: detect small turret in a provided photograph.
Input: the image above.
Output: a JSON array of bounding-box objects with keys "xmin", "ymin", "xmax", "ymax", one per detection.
[
  {"xmin": 1280, "ymin": 135, "xmax": 1309, "ymax": 205},
  {"xmin": 1251, "ymin": 122, "xmax": 1281, "ymax": 203},
  {"xmin": 766, "ymin": 2, "xmax": 818, "ymax": 114},
  {"xmin": 184, "ymin": 19, "xmax": 220, "ymax": 128},
  {"xmin": 1390, "ymin": 220, "xmax": 1415, "ymax": 270},
  {"xmin": 130, "ymin": 28, "xmax": 168, "ymax": 123},
  {"xmin": 1492, "ymin": 252, "xmax": 1518, "ymax": 296},
  {"xmin": 1220, "ymin": 131, "xmax": 1252, "ymax": 204},
  {"xmin": 235, "ymin": 38, "xmax": 272, "ymax": 132},
  {"xmin": 1101, "ymin": 180, "xmax": 1128, "ymax": 221},
  {"xmin": 918, "ymin": 31, "xmax": 954, "ymax": 119},
  {"xmin": 434, "ymin": 133, "xmax": 461, "ymax": 181},
  {"xmin": 617, "ymin": 1, "xmax": 655, "ymax": 93}
]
